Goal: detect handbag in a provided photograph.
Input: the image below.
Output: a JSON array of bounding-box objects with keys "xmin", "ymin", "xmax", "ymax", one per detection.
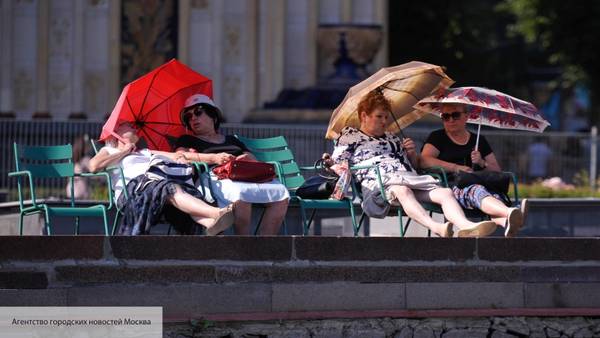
[
  {"xmin": 456, "ymin": 170, "xmax": 512, "ymax": 205},
  {"xmin": 295, "ymin": 158, "xmax": 339, "ymax": 199},
  {"xmin": 212, "ymin": 159, "xmax": 276, "ymax": 183}
]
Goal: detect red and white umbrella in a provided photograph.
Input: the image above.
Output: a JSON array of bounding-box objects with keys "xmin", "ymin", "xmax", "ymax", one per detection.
[{"xmin": 415, "ymin": 86, "xmax": 550, "ymax": 149}]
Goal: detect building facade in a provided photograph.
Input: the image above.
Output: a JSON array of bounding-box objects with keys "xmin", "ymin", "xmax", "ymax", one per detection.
[{"xmin": 0, "ymin": 0, "xmax": 387, "ymax": 122}]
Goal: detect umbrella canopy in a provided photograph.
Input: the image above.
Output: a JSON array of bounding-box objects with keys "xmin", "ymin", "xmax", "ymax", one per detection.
[
  {"xmin": 100, "ymin": 59, "xmax": 212, "ymax": 151},
  {"xmin": 415, "ymin": 86, "xmax": 550, "ymax": 133},
  {"xmin": 325, "ymin": 61, "xmax": 454, "ymax": 139}
]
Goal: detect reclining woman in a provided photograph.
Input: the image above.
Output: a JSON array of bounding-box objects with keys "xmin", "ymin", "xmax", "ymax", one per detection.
[
  {"xmin": 89, "ymin": 122, "xmax": 236, "ymax": 235},
  {"xmin": 420, "ymin": 103, "xmax": 527, "ymax": 237},
  {"xmin": 175, "ymin": 94, "xmax": 289, "ymax": 235},
  {"xmin": 329, "ymin": 90, "xmax": 496, "ymax": 237}
]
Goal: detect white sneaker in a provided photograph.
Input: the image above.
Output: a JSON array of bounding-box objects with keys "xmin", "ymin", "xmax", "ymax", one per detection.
[
  {"xmin": 504, "ymin": 207, "xmax": 523, "ymax": 237},
  {"xmin": 520, "ymin": 198, "xmax": 529, "ymax": 225}
]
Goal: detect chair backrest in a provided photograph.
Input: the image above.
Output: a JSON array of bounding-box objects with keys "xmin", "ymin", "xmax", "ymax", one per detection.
[
  {"xmin": 235, "ymin": 135, "xmax": 305, "ymax": 191},
  {"xmin": 14, "ymin": 143, "xmax": 75, "ymax": 179}
]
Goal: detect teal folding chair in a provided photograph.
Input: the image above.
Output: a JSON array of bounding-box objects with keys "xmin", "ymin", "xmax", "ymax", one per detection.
[
  {"xmin": 236, "ymin": 135, "xmax": 359, "ymax": 236},
  {"xmin": 90, "ymin": 140, "xmax": 126, "ymax": 235},
  {"xmin": 9, "ymin": 143, "xmax": 111, "ymax": 235}
]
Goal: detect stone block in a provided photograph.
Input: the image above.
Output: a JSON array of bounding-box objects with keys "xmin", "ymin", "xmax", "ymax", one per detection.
[
  {"xmin": 272, "ymin": 282, "xmax": 405, "ymax": 311},
  {"xmin": 215, "ymin": 265, "xmax": 272, "ymax": 283},
  {"xmin": 442, "ymin": 328, "xmax": 488, "ymax": 338},
  {"xmin": 525, "ymin": 283, "xmax": 600, "ymax": 308},
  {"xmin": 0, "ymin": 236, "xmax": 104, "ymax": 261},
  {"xmin": 477, "ymin": 238, "xmax": 600, "ymax": 262},
  {"xmin": 394, "ymin": 326, "xmax": 414, "ymax": 338},
  {"xmin": 0, "ymin": 289, "xmax": 67, "ymax": 305},
  {"xmin": 0, "ymin": 271, "xmax": 48, "ymax": 289},
  {"xmin": 110, "ymin": 236, "xmax": 293, "ymax": 261},
  {"xmin": 294, "ymin": 237, "xmax": 474, "ymax": 261},
  {"xmin": 406, "ymin": 282, "xmax": 524, "ymax": 309},
  {"xmin": 55, "ymin": 265, "xmax": 216, "ymax": 284},
  {"xmin": 520, "ymin": 266, "xmax": 600, "ymax": 282},
  {"xmin": 66, "ymin": 284, "xmax": 271, "ymax": 316}
]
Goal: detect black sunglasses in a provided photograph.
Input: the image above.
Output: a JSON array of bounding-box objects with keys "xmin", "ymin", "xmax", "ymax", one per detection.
[
  {"xmin": 183, "ymin": 106, "xmax": 204, "ymax": 122},
  {"xmin": 440, "ymin": 111, "xmax": 463, "ymax": 121}
]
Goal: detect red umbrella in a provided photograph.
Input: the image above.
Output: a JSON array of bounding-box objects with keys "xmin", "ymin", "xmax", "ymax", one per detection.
[{"xmin": 100, "ymin": 59, "xmax": 212, "ymax": 151}]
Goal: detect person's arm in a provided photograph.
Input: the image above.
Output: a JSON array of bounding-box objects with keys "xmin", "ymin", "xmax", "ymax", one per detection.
[
  {"xmin": 88, "ymin": 145, "xmax": 134, "ymax": 173},
  {"xmin": 174, "ymin": 147, "xmax": 234, "ymax": 165},
  {"xmin": 421, "ymin": 143, "xmax": 472, "ymax": 174},
  {"xmin": 402, "ymin": 138, "xmax": 420, "ymax": 169}
]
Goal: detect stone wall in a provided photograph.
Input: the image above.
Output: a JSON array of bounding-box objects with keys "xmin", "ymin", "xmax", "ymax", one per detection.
[
  {"xmin": 164, "ymin": 317, "xmax": 600, "ymax": 338},
  {"xmin": 1, "ymin": 236, "xmax": 600, "ymax": 319}
]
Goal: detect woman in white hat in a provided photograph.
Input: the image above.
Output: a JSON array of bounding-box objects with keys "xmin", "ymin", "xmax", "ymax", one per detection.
[{"xmin": 175, "ymin": 94, "xmax": 289, "ymax": 235}]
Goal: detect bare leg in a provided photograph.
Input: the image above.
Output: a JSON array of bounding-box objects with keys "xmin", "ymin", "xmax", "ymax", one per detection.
[
  {"xmin": 480, "ymin": 196, "xmax": 511, "ymax": 227},
  {"xmin": 389, "ymin": 186, "xmax": 451, "ymax": 237},
  {"xmin": 416, "ymin": 187, "xmax": 497, "ymax": 237},
  {"xmin": 233, "ymin": 201, "xmax": 252, "ymax": 235},
  {"xmin": 166, "ymin": 187, "xmax": 233, "ymax": 233},
  {"xmin": 418, "ymin": 188, "xmax": 482, "ymax": 229},
  {"xmin": 258, "ymin": 198, "xmax": 289, "ymax": 235}
]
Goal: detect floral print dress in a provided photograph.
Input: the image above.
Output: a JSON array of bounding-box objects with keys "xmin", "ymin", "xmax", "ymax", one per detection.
[{"xmin": 331, "ymin": 127, "xmax": 439, "ymax": 193}]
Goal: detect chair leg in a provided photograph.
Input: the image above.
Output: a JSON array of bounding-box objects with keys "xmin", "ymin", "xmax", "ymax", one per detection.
[
  {"xmin": 19, "ymin": 212, "xmax": 24, "ymax": 236},
  {"xmin": 102, "ymin": 209, "xmax": 109, "ymax": 236},
  {"xmin": 398, "ymin": 210, "xmax": 404, "ymax": 237},
  {"xmin": 356, "ymin": 212, "xmax": 367, "ymax": 235},
  {"xmin": 348, "ymin": 203, "xmax": 359, "ymax": 237},
  {"xmin": 43, "ymin": 207, "xmax": 52, "ymax": 235},
  {"xmin": 299, "ymin": 204, "xmax": 310, "ymax": 235},
  {"xmin": 112, "ymin": 210, "xmax": 122, "ymax": 235},
  {"xmin": 75, "ymin": 216, "xmax": 80, "ymax": 235},
  {"xmin": 253, "ymin": 207, "xmax": 267, "ymax": 236}
]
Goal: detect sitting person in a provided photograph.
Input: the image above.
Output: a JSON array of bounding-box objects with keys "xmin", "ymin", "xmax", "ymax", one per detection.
[
  {"xmin": 420, "ymin": 103, "xmax": 527, "ymax": 237},
  {"xmin": 175, "ymin": 94, "xmax": 289, "ymax": 235},
  {"xmin": 329, "ymin": 90, "xmax": 497, "ymax": 237},
  {"xmin": 89, "ymin": 122, "xmax": 235, "ymax": 235}
]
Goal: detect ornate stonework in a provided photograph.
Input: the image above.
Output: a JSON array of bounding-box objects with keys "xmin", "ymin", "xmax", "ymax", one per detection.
[
  {"xmin": 120, "ymin": 0, "xmax": 178, "ymax": 88},
  {"xmin": 13, "ymin": 70, "xmax": 33, "ymax": 111},
  {"xmin": 223, "ymin": 24, "xmax": 240, "ymax": 60}
]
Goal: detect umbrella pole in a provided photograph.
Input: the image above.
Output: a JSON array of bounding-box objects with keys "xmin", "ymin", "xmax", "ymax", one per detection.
[{"xmin": 474, "ymin": 117, "xmax": 482, "ymax": 151}]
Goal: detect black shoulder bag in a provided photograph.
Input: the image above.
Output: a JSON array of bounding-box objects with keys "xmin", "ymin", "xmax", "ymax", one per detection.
[{"xmin": 295, "ymin": 159, "xmax": 339, "ymax": 199}]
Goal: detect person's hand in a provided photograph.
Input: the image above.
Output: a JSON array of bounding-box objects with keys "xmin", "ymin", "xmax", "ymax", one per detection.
[
  {"xmin": 402, "ymin": 138, "xmax": 416, "ymax": 155},
  {"xmin": 455, "ymin": 164, "xmax": 473, "ymax": 173},
  {"xmin": 212, "ymin": 152, "xmax": 235, "ymax": 165},
  {"xmin": 119, "ymin": 143, "xmax": 136, "ymax": 154},
  {"xmin": 174, "ymin": 152, "xmax": 188, "ymax": 164},
  {"xmin": 321, "ymin": 153, "xmax": 334, "ymax": 167},
  {"xmin": 236, "ymin": 153, "xmax": 255, "ymax": 161},
  {"xmin": 471, "ymin": 150, "xmax": 485, "ymax": 167}
]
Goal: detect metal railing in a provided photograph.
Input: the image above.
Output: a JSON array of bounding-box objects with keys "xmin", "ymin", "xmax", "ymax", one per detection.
[{"xmin": 1, "ymin": 120, "xmax": 598, "ymax": 201}]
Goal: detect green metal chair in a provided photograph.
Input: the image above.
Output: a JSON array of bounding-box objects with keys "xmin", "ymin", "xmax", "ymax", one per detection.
[
  {"xmin": 236, "ymin": 135, "xmax": 359, "ymax": 236},
  {"xmin": 9, "ymin": 143, "xmax": 112, "ymax": 235},
  {"xmin": 90, "ymin": 140, "xmax": 126, "ymax": 235},
  {"xmin": 352, "ymin": 164, "xmax": 444, "ymax": 237}
]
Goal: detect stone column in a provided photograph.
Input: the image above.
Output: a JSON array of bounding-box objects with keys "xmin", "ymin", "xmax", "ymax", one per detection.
[
  {"xmin": 108, "ymin": 0, "xmax": 121, "ymax": 117},
  {"xmin": 47, "ymin": 0, "xmax": 73, "ymax": 120},
  {"xmin": 71, "ymin": 0, "xmax": 84, "ymax": 119},
  {"xmin": 12, "ymin": 0, "xmax": 38, "ymax": 119},
  {"xmin": 318, "ymin": 0, "xmax": 342, "ymax": 24},
  {"xmin": 219, "ymin": 0, "xmax": 258, "ymax": 122},
  {"xmin": 84, "ymin": 0, "xmax": 112, "ymax": 121},
  {"xmin": 284, "ymin": 0, "xmax": 317, "ymax": 89},
  {"xmin": 352, "ymin": 0, "xmax": 387, "ymax": 69},
  {"xmin": 257, "ymin": 0, "xmax": 284, "ymax": 104},
  {"xmin": 186, "ymin": 0, "xmax": 220, "ymax": 98},
  {"xmin": 0, "ymin": 0, "xmax": 13, "ymax": 117}
]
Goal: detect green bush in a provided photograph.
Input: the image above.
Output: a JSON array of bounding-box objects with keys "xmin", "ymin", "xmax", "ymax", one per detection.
[{"xmin": 511, "ymin": 183, "xmax": 600, "ymax": 198}]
